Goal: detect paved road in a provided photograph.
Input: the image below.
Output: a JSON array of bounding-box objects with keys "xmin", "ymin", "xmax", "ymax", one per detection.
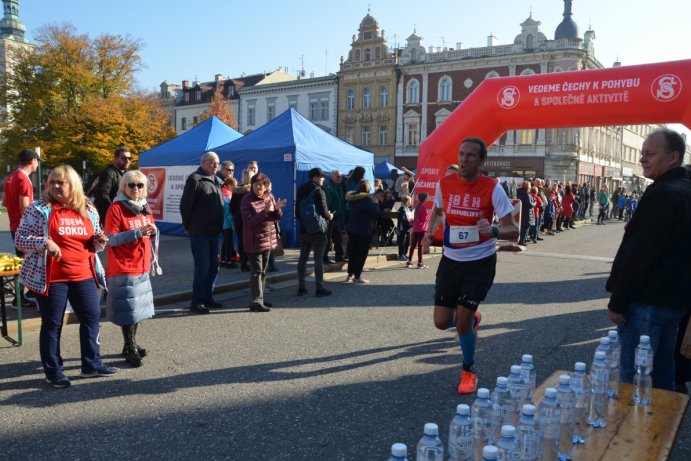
[{"xmin": 1, "ymin": 219, "xmax": 689, "ymax": 460}]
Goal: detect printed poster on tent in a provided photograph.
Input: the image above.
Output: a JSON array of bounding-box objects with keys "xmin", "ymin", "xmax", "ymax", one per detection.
[{"xmin": 141, "ymin": 166, "xmax": 194, "ymax": 223}]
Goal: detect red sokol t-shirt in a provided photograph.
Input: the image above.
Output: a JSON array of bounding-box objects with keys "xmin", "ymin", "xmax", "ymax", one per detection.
[
  {"xmin": 3, "ymin": 169, "xmax": 33, "ymax": 231},
  {"xmin": 48, "ymin": 204, "xmax": 95, "ymax": 282}
]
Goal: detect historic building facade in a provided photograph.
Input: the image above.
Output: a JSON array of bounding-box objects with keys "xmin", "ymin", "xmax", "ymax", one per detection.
[
  {"xmin": 0, "ymin": 0, "xmax": 33, "ymax": 121},
  {"xmin": 337, "ymin": 14, "xmax": 398, "ymax": 162}
]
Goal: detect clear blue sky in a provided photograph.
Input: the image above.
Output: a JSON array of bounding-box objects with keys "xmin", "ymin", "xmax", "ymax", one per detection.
[{"xmin": 18, "ymin": 0, "xmax": 690, "ymax": 93}]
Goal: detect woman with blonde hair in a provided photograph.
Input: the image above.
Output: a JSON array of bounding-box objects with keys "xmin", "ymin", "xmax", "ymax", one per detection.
[
  {"xmin": 16, "ymin": 165, "xmax": 116, "ymax": 388},
  {"xmin": 104, "ymin": 170, "xmax": 158, "ymax": 367}
]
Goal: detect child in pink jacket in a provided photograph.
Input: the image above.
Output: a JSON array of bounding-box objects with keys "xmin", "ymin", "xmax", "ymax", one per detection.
[{"xmin": 407, "ymin": 192, "xmax": 430, "ymax": 268}]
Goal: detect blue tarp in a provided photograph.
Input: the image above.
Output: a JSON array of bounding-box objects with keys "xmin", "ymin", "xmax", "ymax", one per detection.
[
  {"xmin": 374, "ymin": 161, "xmax": 402, "ymax": 179},
  {"xmin": 214, "ymin": 108, "xmax": 375, "ymax": 247}
]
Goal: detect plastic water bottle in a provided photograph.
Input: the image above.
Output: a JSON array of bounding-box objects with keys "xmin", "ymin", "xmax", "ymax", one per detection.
[
  {"xmin": 492, "ymin": 377, "xmax": 513, "ymax": 441},
  {"xmin": 472, "ymin": 388, "xmax": 495, "ymax": 459},
  {"xmin": 389, "ymin": 443, "xmax": 409, "ymax": 461},
  {"xmin": 416, "ymin": 423, "xmax": 444, "ymax": 461},
  {"xmin": 482, "ymin": 445, "xmax": 499, "ymax": 460},
  {"xmin": 496, "ymin": 425, "xmax": 520, "ymax": 461},
  {"xmin": 587, "ymin": 351, "xmax": 609, "ymax": 428},
  {"xmin": 520, "ymin": 354, "xmax": 536, "ymax": 402},
  {"xmin": 508, "ymin": 365, "xmax": 528, "ymax": 425},
  {"xmin": 633, "ymin": 335, "xmax": 654, "ymax": 406},
  {"xmin": 556, "ymin": 375, "xmax": 576, "ymax": 461},
  {"xmin": 607, "ymin": 330, "xmax": 621, "ymax": 398},
  {"xmin": 448, "ymin": 404, "xmax": 473, "ymax": 461},
  {"xmin": 570, "ymin": 362, "xmax": 590, "ymax": 444},
  {"xmin": 537, "ymin": 388, "xmax": 560, "ymax": 461},
  {"xmin": 517, "ymin": 404, "xmax": 539, "ymax": 461}
]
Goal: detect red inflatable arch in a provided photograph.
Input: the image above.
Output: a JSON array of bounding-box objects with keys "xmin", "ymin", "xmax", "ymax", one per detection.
[{"xmin": 415, "ymin": 58, "xmax": 691, "ymax": 239}]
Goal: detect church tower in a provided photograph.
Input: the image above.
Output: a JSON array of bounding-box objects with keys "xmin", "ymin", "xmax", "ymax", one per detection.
[{"xmin": 0, "ymin": 0, "xmax": 34, "ymax": 120}]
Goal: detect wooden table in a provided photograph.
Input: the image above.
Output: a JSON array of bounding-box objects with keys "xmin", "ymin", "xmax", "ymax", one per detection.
[
  {"xmin": 535, "ymin": 370, "xmax": 689, "ymax": 460},
  {"xmin": 0, "ymin": 269, "xmax": 22, "ymax": 346}
]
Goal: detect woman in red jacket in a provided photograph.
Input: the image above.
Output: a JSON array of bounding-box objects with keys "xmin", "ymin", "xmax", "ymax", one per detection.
[
  {"xmin": 561, "ymin": 185, "xmax": 576, "ymax": 229},
  {"xmin": 241, "ymin": 173, "xmax": 286, "ymax": 312},
  {"xmin": 104, "ymin": 170, "xmax": 158, "ymax": 368}
]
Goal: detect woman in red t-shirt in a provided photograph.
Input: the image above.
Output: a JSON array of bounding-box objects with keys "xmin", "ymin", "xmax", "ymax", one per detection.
[
  {"xmin": 15, "ymin": 165, "xmax": 115, "ymax": 389},
  {"xmin": 104, "ymin": 170, "xmax": 158, "ymax": 368}
]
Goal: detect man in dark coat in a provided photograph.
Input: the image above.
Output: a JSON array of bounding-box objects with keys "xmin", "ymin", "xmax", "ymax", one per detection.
[
  {"xmin": 94, "ymin": 146, "xmax": 131, "ymax": 223},
  {"xmin": 179, "ymin": 151, "xmax": 224, "ymax": 314}
]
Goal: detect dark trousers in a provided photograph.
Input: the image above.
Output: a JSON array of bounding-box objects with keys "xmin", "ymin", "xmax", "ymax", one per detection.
[
  {"xmin": 408, "ymin": 231, "xmax": 425, "ymax": 264},
  {"xmin": 324, "ymin": 220, "xmax": 344, "ymax": 261},
  {"xmin": 347, "ymin": 232, "xmax": 370, "ymax": 278},
  {"xmin": 298, "ymin": 232, "xmax": 327, "ymax": 290},
  {"xmin": 190, "ymin": 234, "xmax": 220, "ymax": 306},
  {"xmin": 234, "ymin": 222, "xmax": 245, "ymax": 264},
  {"xmin": 247, "ymin": 251, "xmax": 269, "ymax": 305},
  {"xmin": 35, "ymin": 279, "xmax": 103, "ymax": 378},
  {"xmin": 221, "ymin": 228, "xmax": 237, "ymax": 262},
  {"xmin": 398, "ymin": 230, "xmax": 410, "ymax": 257}
]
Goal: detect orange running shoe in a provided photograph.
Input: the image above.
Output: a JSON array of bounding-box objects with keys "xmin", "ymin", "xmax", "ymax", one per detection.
[
  {"xmin": 457, "ymin": 370, "xmax": 478, "ymax": 395},
  {"xmin": 473, "ymin": 311, "xmax": 482, "ymax": 338}
]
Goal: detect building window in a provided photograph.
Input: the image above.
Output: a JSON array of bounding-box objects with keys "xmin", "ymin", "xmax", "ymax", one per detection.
[
  {"xmin": 518, "ymin": 129, "xmax": 534, "ymax": 144},
  {"xmin": 407, "ymin": 79, "xmax": 420, "ymax": 104},
  {"xmin": 310, "ymin": 96, "xmax": 329, "ymax": 121},
  {"xmin": 267, "ymin": 100, "xmax": 276, "ymax": 121},
  {"xmin": 406, "ymin": 123, "xmax": 419, "ymax": 146},
  {"xmin": 346, "ymin": 128, "xmax": 354, "ymax": 144},
  {"xmin": 361, "ymin": 126, "xmax": 370, "ymax": 146},
  {"xmin": 355, "ymin": 49, "xmax": 361, "ymax": 61},
  {"xmin": 184, "ymin": 93, "xmax": 190, "ymax": 103},
  {"xmin": 247, "ymin": 103, "xmax": 256, "ymax": 126},
  {"xmin": 320, "ymin": 99, "xmax": 329, "ymax": 120},
  {"xmin": 288, "ymin": 96, "xmax": 298, "ymax": 110},
  {"xmin": 375, "ymin": 47, "xmax": 380, "ymax": 59},
  {"xmin": 181, "ymin": 117, "xmax": 187, "ymax": 130},
  {"xmin": 379, "ymin": 87, "xmax": 388, "ymax": 107},
  {"xmin": 346, "ymin": 89, "xmax": 355, "ymax": 110},
  {"xmin": 378, "ymin": 126, "xmax": 387, "ymax": 146},
  {"xmin": 228, "ymin": 87, "xmax": 235, "ymax": 96},
  {"xmin": 439, "ymin": 77, "xmax": 452, "ymax": 102},
  {"xmin": 193, "ymin": 116, "xmax": 198, "ymax": 126},
  {"xmin": 195, "ymin": 90, "xmax": 201, "ymax": 101},
  {"xmin": 365, "ymin": 48, "xmax": 371, "ymax": 61},
  {"xmin": 362, "ymin": 88, "xmax": 371, "ymax": 109}
]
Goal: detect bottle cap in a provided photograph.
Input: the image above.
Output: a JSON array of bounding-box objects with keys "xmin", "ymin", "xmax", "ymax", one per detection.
[
  {"xmin": 423, "ymin": 423, "xmax": 438, "ymax": 436},
  {"xmin": 559, "ymin": 374, "xmax": 571, "ymax": 385},
  {"xmin": 497, "ymin": 376, "xmax": 509, "ymax": 386},
  {"xmin": 575, "ymin": 362, "xmax": 586, "ymax": 372},
  {"xmin": 477, "ymin": 387, "xmax": 490, "ymax": 399},
  {"xmin": 391, "ymin": 443, "xmax": 407, "ymax": 457},
  {"xmin": 501, "ymin": 425, "xmax": 516, "ymax": 437},
  {"xmin": 595, "ymin": 351, "xmax": 606, "ymax": 360},
  {"xmin": 600, "ymin": 337, "xmax": 610, "ymax": 345},
  {"xmin": 522, "ymin": 354, "xmax": 533, "ymax": 363},
  {"xmin": 545, "ymin": 387, "xmax": 557, "ymax": 398},
  {"xmin": 456, "ymin": 404, "xmax": 470, "ymax": 415},
  {"xmin": 510, "ymin": 365, "xmax": 522, "ymax": 375},
  {"xmin": 483, "ymin": 445, "xmax": 499, "ymax": 459},
  {"xmin": 522, "ymin": 404, "xmax": 535, "ymax": 416},
  {"xmin": 608, "ymin": 330, "xmax": 618, "ymax": 340},
  {"xmin": 640, "ymin": 335, "xmax": 650, "ymax": 344}
]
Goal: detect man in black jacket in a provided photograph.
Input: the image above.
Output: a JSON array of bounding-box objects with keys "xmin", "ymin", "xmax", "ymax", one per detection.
[
  {"xmin": 607, "ymin": 128, "xmax": 691, "ymax": 392},
  {"xmin": 94, "ymin": 146, "xmax": 131, "ymax": 223},
  {"xmin": 295, "ymin": 167, "xmax": 333, "ymax": 297},
  {"xmin": 179, "ymin": 151, "xmax": 224, "ymax": 314}
]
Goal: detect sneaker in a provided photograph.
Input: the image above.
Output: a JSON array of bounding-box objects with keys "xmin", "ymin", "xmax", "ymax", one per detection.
[
  {"xmin": 190, "ymin": 304, "xmax": 209, "ymax": 315},
  {"xmin": 323, "ymin": 259, "xmax": 335, "ymax": 265},
  {"xmin": 297, "ymin": 286, "xmax": 308, "ymax": 296},
  {"xmin": 457, "ymin": 370, "xmax": 478, "ymax": 395},
  {"xmin": 345, "ymin": 275, "xmax": 354, "ymax": 283},
  {"xmin": 417, "ymin": 264, "xmax": 428, "ymax": 269},
  {"xmin": 473, "ymin": 311, "xmax": 482, "ymax": 338},
  {"xmin": 316, "ymin": 288, "xmax": 332, "ymax": 297},
  {"xmin": 45, "ymin": 374, "xmax": 71, "ymax": 389},
  {"xmin": 354, "ymin": 277, "xmax": 369, "ymax": 284},
  {"xmin": 80, "ymin": 365, "xmax": 119, "ymax": 378},
  {"xmin": 406, "ymin": 262, "xmax": 413, "ymax": 268},
  {"xmin": 205, "ymin": 300, "xmax": 223, "ymax": 309}
]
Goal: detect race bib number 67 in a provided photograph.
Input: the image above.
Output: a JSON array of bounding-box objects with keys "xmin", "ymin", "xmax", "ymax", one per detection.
[{"xmin": 449, "ymin": 225, "xmax": 480, "ymax": 244}]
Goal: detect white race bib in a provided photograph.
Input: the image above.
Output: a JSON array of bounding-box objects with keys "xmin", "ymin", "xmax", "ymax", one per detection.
[{"xmin": 449, "ymin": 225, "xmax": 480, "ymax": 244}]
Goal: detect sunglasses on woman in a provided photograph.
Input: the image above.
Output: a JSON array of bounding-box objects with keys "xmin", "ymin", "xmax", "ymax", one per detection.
[{"xmin": 128, "ymin": 183, "xmax": 145, "ymax": 189}]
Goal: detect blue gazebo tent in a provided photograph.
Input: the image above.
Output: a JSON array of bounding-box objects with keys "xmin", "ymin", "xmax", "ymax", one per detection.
[{"xmin": 374, "ymin": 161, "xmax": 403, "ymax": 179}]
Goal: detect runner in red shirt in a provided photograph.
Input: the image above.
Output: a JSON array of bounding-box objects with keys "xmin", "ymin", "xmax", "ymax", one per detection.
[{"xmin": 424, "ymin": 137, "xmax": 519, "ymax": 394}]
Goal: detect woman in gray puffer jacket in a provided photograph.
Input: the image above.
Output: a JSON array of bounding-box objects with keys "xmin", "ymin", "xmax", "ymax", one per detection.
[{"xmin": 241, "ymin": 173, "xmax": 286, "ymax": 312}]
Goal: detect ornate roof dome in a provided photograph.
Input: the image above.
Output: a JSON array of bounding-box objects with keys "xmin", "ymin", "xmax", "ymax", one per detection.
[{"xmin": 555, "ymin": 0, "xmax": 579, "ymax": 40}]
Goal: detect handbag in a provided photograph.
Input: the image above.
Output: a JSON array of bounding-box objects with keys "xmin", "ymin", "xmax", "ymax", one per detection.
[{"xmin": 271, "ymin": 221, "xmax": 284, "ymax": 257}]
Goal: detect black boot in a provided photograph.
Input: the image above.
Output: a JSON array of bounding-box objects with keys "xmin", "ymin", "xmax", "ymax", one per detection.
[
  {"xmin": 121, "ymin": 325, "xmax": 142, "ymax": 368},
  {"xmin": 121, "ymin": 323, "xmax": 147, "ymax": 357}
]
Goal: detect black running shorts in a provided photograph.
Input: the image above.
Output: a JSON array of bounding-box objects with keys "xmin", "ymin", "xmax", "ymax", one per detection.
[{"xmin": 434, "ymin": 253, "xmax": 497, "ymax": 309}]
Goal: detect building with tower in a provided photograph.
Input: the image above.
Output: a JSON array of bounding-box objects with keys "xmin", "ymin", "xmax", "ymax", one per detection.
[{"xmin": 0, "ymin": 0, "xmax": 33, "ymax": 120}]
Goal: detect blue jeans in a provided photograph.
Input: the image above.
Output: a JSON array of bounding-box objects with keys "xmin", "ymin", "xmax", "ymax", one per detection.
[
  {"xmin": 189, "ymin": 234, "xmax": 220, "ymax": 307},
  {"xmin": 35, "ymin": 279, "xmax": 103, "ymax": 377},
  {"xmin": 617, "ymin": 302, "xmax": 689, "ymax": 391}
]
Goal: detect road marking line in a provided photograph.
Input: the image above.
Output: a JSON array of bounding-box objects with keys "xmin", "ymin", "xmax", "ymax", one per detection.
[{"xmin": 514, "ymin": 251, "xmax": 614, "ymax": 263}]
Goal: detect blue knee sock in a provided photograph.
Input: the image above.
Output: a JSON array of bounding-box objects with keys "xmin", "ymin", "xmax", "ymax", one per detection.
[{"xmin": 459, "ymin": 330, "xmax": 476, "ymax": 370}]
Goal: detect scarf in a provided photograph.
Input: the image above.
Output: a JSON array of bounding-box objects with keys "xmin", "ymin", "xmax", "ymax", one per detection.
[{"xmin": 113, "ymin": 193, "xmax": 150, "ymax": 215}]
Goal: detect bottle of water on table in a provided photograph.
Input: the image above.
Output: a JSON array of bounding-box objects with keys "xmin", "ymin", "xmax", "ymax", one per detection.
[
  {"xmin": 587, "ymin": 351, "xmax": 609, "ymax": 428},
  {"xmin": 607, "ymin": 330, "xmax": 621, "ymax": 398},
  {"xmin": 472, "ymin": 388, "xmax": 495, "ymax": 460},
  {"xmin": 448, "ymin": 404, "xmax": 473, "ymax": 461},
  {"xmin": 389, "ymin": 443, "xmax": 408, "ymax": 461},
  {"xmin": 492, "ymin": 376, "xmax": 513, "ymax": 441},
  {"xmin": 570, "ymin": 362, "xmax": 590, "ymax": 444},
  {"xmin": 482, "ymin": 445, "xmax": 499, "ymax": 461},
  {"xmin": 496, "ymin": 425, "xmax": 520, "ymax": 461},
  {"xmin": 508, "ymin": 365, "xmax": 528, "ymax": 425},
  {"xmin": 537, "ymin": 388, "xmax": 560, "ymax": 461},
  {"xmin": 517, "ymin": 404, "xmax": 539, "ymax": 461},
  {"xmin": 520, "ymin": 354, "xmax": 536, "ymax": 403},
  {"xmin": 634, "ymin": 335, "xmax": 654, "ymax": 406},
  {"xmin": 416, "ymin": 423, "xmax": 444, "ymax": 461},
  {"xmin": 556, "ymin": 374, "xmax": 576, "ymax": 461}
]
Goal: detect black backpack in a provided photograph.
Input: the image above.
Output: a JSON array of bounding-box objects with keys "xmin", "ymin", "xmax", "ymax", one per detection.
[{"xmin": 299, "ymin": 188, "xmax": 328, "ymax": 234}]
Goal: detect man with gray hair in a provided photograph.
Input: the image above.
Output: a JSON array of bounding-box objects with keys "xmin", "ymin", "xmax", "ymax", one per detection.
[{"xmin": 180, "ymin": 151, "xmax": 225, "ymax": 314}]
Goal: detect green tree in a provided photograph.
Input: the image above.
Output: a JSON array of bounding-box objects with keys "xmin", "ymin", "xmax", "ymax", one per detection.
[{"xmin": 0, "ymin": 23, "xmax": 173, "ymax": 172}]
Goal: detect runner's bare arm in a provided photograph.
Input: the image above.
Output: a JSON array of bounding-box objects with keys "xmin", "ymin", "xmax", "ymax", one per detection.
[
  {"xmin": 423, "ymin": 206, "xmax": 444, "ymax": 248},
  {"xmin": 496, "ymin": 212, "xmax": 519, "ymax": 240}
]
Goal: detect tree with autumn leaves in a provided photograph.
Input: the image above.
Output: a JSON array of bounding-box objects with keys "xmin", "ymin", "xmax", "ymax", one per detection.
[
  {"xmin": 0, "ymin": 23, "xmax": 175, "ymax": 172},
  {"xmin": 195, "ymin": 81, "xmax": 237, "ymax": 129}
]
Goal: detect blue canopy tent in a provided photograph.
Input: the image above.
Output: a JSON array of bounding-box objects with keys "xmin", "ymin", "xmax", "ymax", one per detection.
[
  {"xmin": 138, "ymin": 116, "xmax": 243, "ymax": 235},
  {"xmin": 374, "ymin": 161, "xmax": 403, "ymax": 179},
  {"xmin": 214, "ymin": 108, "xmax": 375, "ymax": 247}
]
